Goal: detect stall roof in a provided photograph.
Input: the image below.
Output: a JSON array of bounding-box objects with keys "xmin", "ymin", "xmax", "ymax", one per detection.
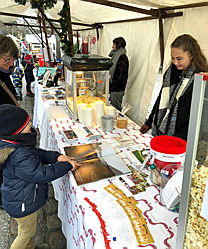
[
  {"xmin": 1, "ymin": 0, "xmax": 208, "ymax": 126},
  {"xmin": 0, "ymin": 0, "xmax": 207, "ymax": 27}
]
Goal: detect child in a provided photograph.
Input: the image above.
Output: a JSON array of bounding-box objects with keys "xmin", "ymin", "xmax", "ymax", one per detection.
[
  {"xmin": 0, "ymin": 104, "xmax": 79, "ymax": 249},
  {"xmin": 22, "ymin": 54, "xmax": 35, "ymax": 97},
  {"xmin": 12, "ymin": 66, "xmax": 24, "ymax": 100}
]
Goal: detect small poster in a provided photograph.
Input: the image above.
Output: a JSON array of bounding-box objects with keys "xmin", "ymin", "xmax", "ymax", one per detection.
[{"xmin": 64, "ymin": 141, "xmax": 130, "ymax": 186}]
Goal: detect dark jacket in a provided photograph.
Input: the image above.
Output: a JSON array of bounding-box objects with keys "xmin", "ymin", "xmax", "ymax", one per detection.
[
  {"xmin": 0, "ymin": 69, "xmax": 17, "ymax": 105},
  {"xmin": 110, "ymin": 54, "xmax": 129, "ymax": 92},
  {"xmin": 0, "ymin": 140, "xmax": 72, "ymax": 218},
  {"xmin": 22, "ymin": 61, "xmax": 35, "ymax": 83},
  {"xmin": 145, "ymin": 64, "xmax": 195, "ymax": 141}
]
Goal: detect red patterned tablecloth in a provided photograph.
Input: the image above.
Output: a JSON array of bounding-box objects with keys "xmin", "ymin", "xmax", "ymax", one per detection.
[{"xmin": 33, "ymin": 85, "xmax": 178, "ymax": 249}]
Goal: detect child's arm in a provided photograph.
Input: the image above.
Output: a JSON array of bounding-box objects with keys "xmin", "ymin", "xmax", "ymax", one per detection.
[
  {"xmin": 37, "ymin": 149, "xmax": 81, "ymax": 169},
  {"xmin": 37, "ymin": 148, "xmax": 62, "ymax": 164},
  {"xmin": 12, "ymin": 148, "xmax": 81, "ymax": 184},
  {"xmin": 13, "ymin": 151, "xmax": 74, "ymax": 184}
]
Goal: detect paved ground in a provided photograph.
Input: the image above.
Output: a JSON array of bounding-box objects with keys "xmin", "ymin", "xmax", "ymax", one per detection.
[
  {"xmin": 0, "ymin": 210, "xmax": 10, "ymax": 249},
  {"xmin": 0, "ymin": 83, "xmax": 35, "ymax": 249}
]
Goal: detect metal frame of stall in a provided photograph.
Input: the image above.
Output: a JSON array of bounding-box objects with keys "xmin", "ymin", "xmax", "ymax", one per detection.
[{"xmin": 176, "ymin": 73, "xmax": 208, "ymax": 248}]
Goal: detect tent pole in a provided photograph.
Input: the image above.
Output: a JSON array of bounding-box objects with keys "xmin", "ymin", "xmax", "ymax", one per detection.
[
  {"xmin": 158, "ymin": 9, "xmax": 165, "ymax": 68},
  {"xmin": 0, "ymin": 11, "xmax": 94, "ymax": 28},
  {"xmin": 81, "ymin": 0, "xmax": 157, "ymax": 16},
  {"xmin": 23, "ymin": 17, "xmax": 46, "ymax": 46},
  {"xmin": 40, "ymin": 9, "xmax": 52, "ymax": 65},
  {"xmin": 39, "ymin": 10, "xmax": 61, "ymax": 37},
  {"xmin": 162, "ymin": 2, "xmax": 208, "ymax": 11},
  {"xmin": 76, "ymin": 31, "xmax": 80, "ymax": 53},
  {"xmin": 4, "ymin": 22, "xmax": 61, "ymax": 30},
  {"xmin": 96, "ymin": 11, "xmax": 182, "ymax": 25},
  {"xmin": 37, "ymin": 12, "xmax": 46, "ymax": 65}
]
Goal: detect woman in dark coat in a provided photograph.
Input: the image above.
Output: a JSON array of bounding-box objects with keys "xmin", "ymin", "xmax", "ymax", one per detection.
[{"xmin": 109, "ymin": 37, "xmax": 129, "ymax": 111}]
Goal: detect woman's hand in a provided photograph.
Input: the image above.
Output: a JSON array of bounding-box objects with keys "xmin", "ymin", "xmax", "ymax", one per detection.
[
  {"xmin": 140, "ymin": 124, "xmax": 150, "ymax": 134},
  {"xmin": 57, "ymin": 155, "xmax": 81, "ymax": 170}
]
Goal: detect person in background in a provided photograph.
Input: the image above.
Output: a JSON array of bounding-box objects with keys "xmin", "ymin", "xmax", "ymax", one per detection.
[
  {"xmin": 0, "ymin": 34, "xmax": 19, "ymax": 105},
  {"xmin": 140, "ymin": 34, "xmax": 208, "ymax": 141},
  {"xmin": 22, "ymin": 54, "xmax": 35, "ymax": 97},
  {"xmin": 20, "ymin": 39, "xmax": 29, "ymax": 62},
  {"xmin": 32, "ymin": 54, "xmax": 38, "ymax": 66},
  {"xmin": 12, "ymin": 62, "xmax": 24, "ymax": 100},
  {"xmin": 0, "ymin": 104, "xmax": 80, "ymax": 249},
  {"xmin": 109, "ymin": 37, "xmax": 129, "ymax": 111},
  {"xmin": 53, "ymin": 63, "xmax": 63, "ymax": 86}
]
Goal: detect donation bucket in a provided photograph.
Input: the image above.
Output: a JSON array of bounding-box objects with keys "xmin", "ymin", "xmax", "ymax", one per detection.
[{"xmin": 149, "ymin": 135, "xmax": 187, "ymax": 173}]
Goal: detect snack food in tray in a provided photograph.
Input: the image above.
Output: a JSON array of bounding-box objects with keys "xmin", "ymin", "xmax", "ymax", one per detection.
[{"xmin": 67, "ymin": 96, "xmax": 105, "ymax": 104}]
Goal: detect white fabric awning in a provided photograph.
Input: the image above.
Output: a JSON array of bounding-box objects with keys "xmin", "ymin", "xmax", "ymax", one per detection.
[{"xmin": 1, "ymin": 0, "xmax": 208, "ymax": 125}]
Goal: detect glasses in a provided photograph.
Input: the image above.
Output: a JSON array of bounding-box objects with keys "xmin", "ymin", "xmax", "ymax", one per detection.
[{"xmin": 0, "ymin": 56, "xmax": 16, "ymax": 63}]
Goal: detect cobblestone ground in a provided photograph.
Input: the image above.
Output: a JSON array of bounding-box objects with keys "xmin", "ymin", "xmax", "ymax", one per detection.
[
  {"xmin": 0, "ymin": 83, "xmax": 35, "ymax": 249},
  {"xmin": 0, "ymin": 210, "xmax": 11, "ymax": 249}
]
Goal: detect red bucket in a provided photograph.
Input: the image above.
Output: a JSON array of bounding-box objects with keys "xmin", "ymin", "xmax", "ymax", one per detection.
[{"xmin": 150, "ymin": 135, "xmax": 187, "ymax": 171}]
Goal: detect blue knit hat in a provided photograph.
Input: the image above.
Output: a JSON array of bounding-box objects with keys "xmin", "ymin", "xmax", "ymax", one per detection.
[{"xmin": 0, "ymin": 104, "xmax": 30, "ymax": 136}]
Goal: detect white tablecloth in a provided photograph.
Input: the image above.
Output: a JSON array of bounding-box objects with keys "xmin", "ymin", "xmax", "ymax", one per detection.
[{"xmin": 33, "ymin": 84, "xmax": 178, "ymax": 249}]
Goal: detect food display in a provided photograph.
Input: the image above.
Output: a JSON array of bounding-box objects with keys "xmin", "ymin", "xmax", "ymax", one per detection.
[
  {"xmin": 67, "ymin": 96, "xmax": 105, "ymax": 105},
  {"xmin": 184, "ymin": 165, "xmax": 208, "ymax": 249},
  {"xmin": 62, "ymin": 54, "xmax": 112, "ymax": 121},
  {"xmin": 66, "ymin": 96, "xmax": 109, "ymax": 127},
  {"xmin": 176, "ymin": 74, "xmax": 208, "ymax": 249}
]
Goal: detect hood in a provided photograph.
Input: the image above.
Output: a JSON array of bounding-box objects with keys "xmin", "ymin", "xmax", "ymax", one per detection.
[{"xmin": 0, "ymin": 140, "xmax": 16, "ymax": 167}]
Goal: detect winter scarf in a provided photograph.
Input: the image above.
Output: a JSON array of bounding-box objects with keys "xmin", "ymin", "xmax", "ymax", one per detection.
[
  {"xmin": 0, "ymin": 128, "xmax": 37, "ymax": 147},
  {"xmin": 155, "ymin": 64, "xmax": 195, "ymax": 136},
  {"xmin": 109, "ymin": 47, "xmax": 127, "ymax": 82}
]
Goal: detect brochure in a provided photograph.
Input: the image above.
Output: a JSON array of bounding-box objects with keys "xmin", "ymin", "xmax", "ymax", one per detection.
[{"xmin": 63, "ymin": 126, "xmax": 101, "ymax": 143}]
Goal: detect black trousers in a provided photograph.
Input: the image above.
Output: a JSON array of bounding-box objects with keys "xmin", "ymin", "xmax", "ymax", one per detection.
[{"xmin": 26, "ymin": 82, "xmax": 32, "ymax": 93}]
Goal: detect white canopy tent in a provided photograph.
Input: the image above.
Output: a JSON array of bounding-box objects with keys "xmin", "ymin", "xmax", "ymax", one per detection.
[{"xmin": 1, "ymin": 0, "xmax": 208, "ymax": 125}]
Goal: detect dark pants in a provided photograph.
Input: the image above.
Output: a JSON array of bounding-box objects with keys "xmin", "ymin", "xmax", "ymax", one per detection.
[
  {"xmin": 26, "ymin": 82, "xmax": 32, "ymax": 93},
  {"xmin": 110, "ymin": 91, "xmax": 125, "ymax": 111}
]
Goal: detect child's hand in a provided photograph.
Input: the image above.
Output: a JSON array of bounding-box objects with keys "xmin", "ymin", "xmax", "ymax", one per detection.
[{"xmin": 57, "ymin": 155, "xmax": 81, "ymax": 170}]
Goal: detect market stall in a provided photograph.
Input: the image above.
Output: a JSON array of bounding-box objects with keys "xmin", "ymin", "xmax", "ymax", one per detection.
[{"xmin": 33, "ymin": 79, "xmax": 179, "ymax": 249}]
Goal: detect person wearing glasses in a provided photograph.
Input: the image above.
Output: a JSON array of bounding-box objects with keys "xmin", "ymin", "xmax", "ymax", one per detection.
[
  {"xmin": 0, "ymin": 34, "xmax": 19, "ymax": 105},
  {"xmin": 0, "ymin": 35, "xmax": 19, "ymax": 209}
]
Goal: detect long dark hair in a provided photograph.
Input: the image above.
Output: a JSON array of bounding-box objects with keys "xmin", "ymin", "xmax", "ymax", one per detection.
[{"xmin": 171, "ymin": 34, "xmax": 208, "ymax": 72}]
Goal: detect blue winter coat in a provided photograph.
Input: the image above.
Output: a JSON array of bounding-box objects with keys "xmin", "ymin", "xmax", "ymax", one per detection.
[{"xmin": 0, "ymin": 140, "xmax": 72, "ymax": 218}]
